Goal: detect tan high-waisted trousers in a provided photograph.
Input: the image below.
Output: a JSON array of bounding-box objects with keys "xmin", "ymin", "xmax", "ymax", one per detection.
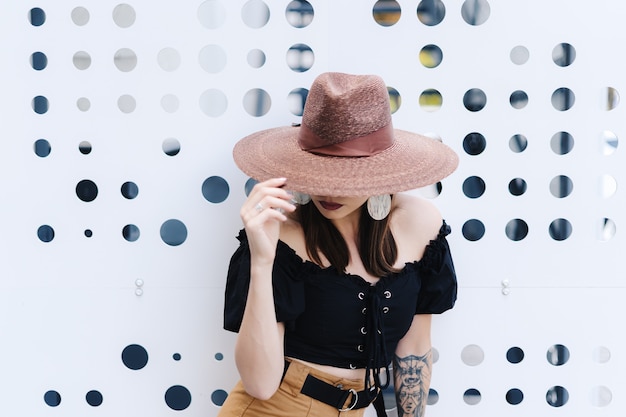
[{"xmin": 217, "ymin": 359, "xmax": 368, "ymax": 417}]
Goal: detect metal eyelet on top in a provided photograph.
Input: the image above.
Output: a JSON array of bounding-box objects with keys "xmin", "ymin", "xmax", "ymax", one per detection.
[
  {"xmin": 357, "ymin": 345, "xmax": 364, "ymax": 352},
  {"xmin": 382, "ymin": 306, "xmax": 389, "ymax": 313},
  {"xmin": 360, "ymin": 327, "xmax": 367, "ymax": 334},
  {"xmin": 358, "ymin": 292, "xmax": 365, "ymax": 300},
  {"xmin": 384, "ymin": 290, "xmax": 392, "ymax": 299},
  {"xmin": 361, "ymin": 307, "xmax": 367, "ymax": 314},
  {"xmin": 349, "ymin": 363, "xmax": 356, "ymax": 370}
]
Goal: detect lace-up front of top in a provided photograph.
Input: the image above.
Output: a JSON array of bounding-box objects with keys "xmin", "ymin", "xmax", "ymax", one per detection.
[{"xmin": 224, "ymin": 221, "xmax": 457, "ymax": 393}]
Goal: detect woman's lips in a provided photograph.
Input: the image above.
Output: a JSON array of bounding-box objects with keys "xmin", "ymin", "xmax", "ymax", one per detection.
[{"xmin": 319, "ymin": 201, "xmax": 343, "ymax": 211}]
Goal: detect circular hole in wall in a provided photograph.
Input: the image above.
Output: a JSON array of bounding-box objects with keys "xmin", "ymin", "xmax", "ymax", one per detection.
[
  {"xmin": 597, "ymin": 218, "xmax": 616, "ymax": 241},
  {"xmin": 419, "ymin": 89, "xmax": 442, "ymax": 111},
  {"xmin": 121, "ymin": 182, "xmax": 139, "ymax": 199},
  {"xmin": 419, "ymin": 44, "xmax": 443, "ymax": 68},
  {"xmin": 160, "ymin": 219, "xmax": 188, "ymax": 246},
  {"xmin": 77, "ymin": 97, "xmax": 91, "ymax": 112},
  {"xmin": 86, "ymin": 390, "xmax": 103, "ymax": 407},
  {"xmin": 461, "ymin": 0, "xmax": 490, "ymax": 25},
  {"xmin": 549, "ymin": 218, "xmax": 572, "ymax": 241},
  {"xmin": 247, "ymin": 49, "xmax": 266, "ymax": 68},
  {"xmin": 162, "ymin": 138, "xmax": 181, "ymax": 156},
  {"xmin": 508, "ymin": 178, "xmax": 527, "ymax": 196},
  {"xmin": 427, "ymin": 389, "xmax": 439, "ymax": 405},
  {"xmin": 373, "ymin": 0, "xmax": 401, "ymax": 27},
  {"xmin": 71, "ymin": 7, "xmax": 90, "ymax": 26},
  {"xmin": 165, "ymin": 385, "xmax": 192, "ymax": 410},
  {"xmin": 85, "ymin": 229, "xmax": 93, "ymax": 238},
  {"xmin": 113, "ymin": 4, "xmax": 136, "ymax": 28},
  {"xmin": 212, "ymin": 389, "xmax": 229, "ymax": 406},
  {"xmin": 200, "ymin": 89, "xmax": 228, "ymax": 117},
  {"xmin": 158, "ymin": 48, "xmax": 181, "ymax": 72},
  {"xmin": 73, "ymin": 51, "xmax": 92, "ymax": 70},
  {"xmin": 44, "ymin": 390, "xmax": 61, "ymax": 407},
  {"xmin": 30, "ymin": 8, "xmax": 46, "ymax": 26},
  {"xmin": 603, "ymin": 87, "xmax": 619, "ymax": 110},
  {"xmin": 118, "ymin": 95, "xmax": 137, "ymax": 113},
  {"xmin": 202, "ymin": 176, "xmax": 230, "ymax": 203},
  {"xmin": 76, "ymin": 180, "xmax": 98, "ymax": 202},
  {"xmin": 198, "ymin": 0, "xmax": 226, "ymax": 29},
  {"xmin": 601, "ymin": 130, "xmax": 618, "ymax": 155},
  {"xmin": 462, "ymin": 219, "xmax": 485, "ymax": 241},
  {"xmin": 31, "ymin": 52, "xmax": 48, "ymax": 70},
  {"xmin": 288, "ymin": 88, "xmax": 308, "ymax": 116},
  {"xmin": 173, "ymin": 353, "xmax": 182, "ymax": 361},
  {"xmin": 287, "ymin": 43, "xmax": 314, "ymax": 72},
  {"xmin": 463, "ymin": 88, "xmax": 486, "ymax": 111},
  {"xmin": 505, "ymin": 219, "xmax": 528, "ymax": 241},
  {"xmin": 34, "ymin": 139, "xmax": 51, "ymax": 157},
  {"xmin": 384, "ymin": 88, "xmax": 400, "ymax": 114},
  {"xmin": 79, "ymin": 141, "xmax": 92, "ymax": 154},
  {"xmin": 549, "ymin": 175, "xmax": 573, "ymax": 198},
  {"xmin": 417, "ymin": 0, "xmax": 445, "ymax": 26},
  {"xmin": 509, "ymin": 134, "xmax": 528, "ymax": 153},
  {"xmin": 114, "ymin": 48, "xmax": 138, "ymax": 72},
  {"xmin": 161, "ymin": 94, "xmax": 180, "ymax": 113},
  {"xmin": 215, "ymin": 352, "xmax": 224, "ymax": 361},
  {"xmin": 462, "ymin": 176, "xmax": 485, "ymax": 199},
  {"xmin": 199, "ymin": 45, "xmax": 227, "ymax": 73},
  {"xmin": 506, "ymin": 347, "xmax": 525, "ymax": 363},
  {"xmin": 552, "ymin": 43, "xmax": 576, "ymax": 67},
  {"xmin": 123, "ymin": 225, "xmax": 140, "ymax": 242},
  {"xmin": 463, "ymin": 132, "xmax": 486, "ymax": 155},
  {"xmin": 122, "ymin": 344, "xmax": 149, "ymax": 369},
  {"xmin": 551, "ymin": 87, "xmax": 575, "ymax": 111},
  {"xmin": 506, "ymin": 388, "xmax": 524, "ymax": 405},
  {"xmin": 463, "ymin": 388, "xmax": 481, "ymax": 405},
  {"xmin": 509, "ymin": 90, "xmax": 528, "ymax": 109},
  {"xmin": 32, "ymin": 96, "xmax": 49, "ymax": 114},
  {"xmin": 546, "ymin": 386, "xmax": 569, "ymax": 407},
  {"xmin": 461, "ymin": 344, "xmax": 484, "ymax": 366},
  {"xmin": 590, "ymin": 386, "xmax": 612, "ymax": 407},
  {"xmin": 593, "ymin": 346, "xmax": 611, "ymax": 363},
  {"xmin": 286, "ymin": 0, "xmax": 314, "ymax": 27},
  {"xmin": 243, "ymin": 89, "xmax": 271, "ymax": 117},
  {"xmin": 38, "ymin": 225, "xmax": 55, "ymax": 243},
  {"xmin": 600, "ymin": 175, "xmax": 617, "ymax": 198},
  {"xmin": 547, "ymin": 344, "xmax": 570, "ymax": 366},
  {"xmin": 510, "ymin": 45, "xmax": 529, "ymax": 65},
  {"xmin": 242, "ymin": 0, "xmax": 270, "ymax": 28},
  {"xmin": 551, "ymin": 131, "xmax": 574, "ymax": 155}
]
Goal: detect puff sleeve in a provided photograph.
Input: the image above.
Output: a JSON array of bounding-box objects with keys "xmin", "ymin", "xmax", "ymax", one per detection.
[
  {"xmin": 223, "ymin": 230, "xmax": 306, "ymax": 332},
  {"xmin": 415, "ymin": 222, "xmax": 458, "ymax": 314}
]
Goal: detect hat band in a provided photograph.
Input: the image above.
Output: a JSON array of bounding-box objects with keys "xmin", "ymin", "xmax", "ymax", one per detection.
[{"xmin": 298, "ymin": 124, "xmax": 394, "ymax": 157}]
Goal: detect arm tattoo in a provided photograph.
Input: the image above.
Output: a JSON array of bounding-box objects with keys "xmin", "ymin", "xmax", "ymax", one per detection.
[{"xmin": 393, "ymin": 350, "xmax": 432, "ymax": 417}]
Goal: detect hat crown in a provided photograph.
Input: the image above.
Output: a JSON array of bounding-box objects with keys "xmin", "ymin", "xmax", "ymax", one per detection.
[{"xmin": 302, "ymin": 73, "xmax": 392, "ymax": 146}]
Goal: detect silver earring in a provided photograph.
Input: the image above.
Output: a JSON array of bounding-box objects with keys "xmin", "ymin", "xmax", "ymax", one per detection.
[
  {"xmin": 291, "ymin": 191, "xmax": 311, "ymax": 205},
  {"xmin": 367, "ymin": 195, "xmax": 391, "ymax": 220}
]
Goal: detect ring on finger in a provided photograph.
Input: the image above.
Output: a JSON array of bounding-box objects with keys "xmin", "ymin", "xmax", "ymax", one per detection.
[{"xmin": 254, "ymin": 203, "xmax": 264, "ymax": 212}]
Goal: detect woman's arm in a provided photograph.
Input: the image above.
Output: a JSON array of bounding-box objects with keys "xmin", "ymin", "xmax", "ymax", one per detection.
[
  {"xmin": 233, "ymin": 178, "xmax": 295, "ymax": 400},
  {"xmin": 393, "ymin": 314, "xmax": 433, "ymax": 417}
]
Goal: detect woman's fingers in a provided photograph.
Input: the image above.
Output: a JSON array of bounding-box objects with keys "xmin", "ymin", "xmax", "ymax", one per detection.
[{"xmin": 242, "ymin": 178, "xmax": 296, "ymax": 221}]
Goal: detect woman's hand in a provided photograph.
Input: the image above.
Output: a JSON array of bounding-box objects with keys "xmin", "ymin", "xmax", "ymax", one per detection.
[{"xmin": 240, "ymin": 178, "xmax": 296, "ymax": 268}]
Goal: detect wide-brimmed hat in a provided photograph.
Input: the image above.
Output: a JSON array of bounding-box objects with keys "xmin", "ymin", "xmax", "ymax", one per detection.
[{"xmin": 233, "ymin": 72, "xmax": 458, "ymax": 197}]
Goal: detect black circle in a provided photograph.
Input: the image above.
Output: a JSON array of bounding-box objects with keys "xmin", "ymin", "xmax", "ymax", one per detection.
[
  {"xmin": 38, "ymin": 225, "xmax": 55, "ymax": 242},
  {"xmin": 506, "ymin": 347, "xmax": 525, "ymax": 364},
  {"xmin": 44, "ymin": 390, "xmax": 61, "ymax": 407},
  {"xmin": 86, "ymin": 390, "xmax": 103, "ymax": 407},
  {"xmin": 76, "ymin": 180, "xmax": 98, "ymax": 202},
  {"xmin": 462, "ymin": 176, "xmax": 486, "ymax": 198},
  {"xmin": 121, "ymin": 344, "xmax": 149, "ymax": 370},
  {"xmin": 463, "ymin": 88, "xmax": 486, "ymax": 112},
  {"xmin": 506, "ymin": 388, "xmax": 524, "ymax": 405},
  {"xmin": 211, "ymin": 389, "xmax": 228, "ymax": 406},
  {"xmin": 202, "ymin": 176, "xmax": 230, "ymax": 203},
  {"xmin": 508, "ymin": 178, "xmax": 527, "ymax": 196},
  {"xmin": 30, "ymin": 8, "xmax": 46, "ymax": 26},
  {"xmin": 505, "ymin": 219, "xmax": 529, "ymax": 241},
  {"xmin": 34, "ymin": 139, "xmax": 51, "ymax": 157},
  {"xmin": 462, "ymin": 219, "xmax": 485, "ymax": 241},
  {"xmin": 165, "ymin": 385, "xmax": 192, "ymax": 410},
  {"xmin": 31, "ymin": 51, "xmax": 48, "ymax": 70},
  {"xmin": 462, "ymin": 132, "xmax": 486, "ymax": 155},
  {"xmin": 121, "ymin": 182, "xmax": 139, "ymax": 199},
  {"xmin": 84, "ymin": 229, "xmax": 93, "ymax": 238}
]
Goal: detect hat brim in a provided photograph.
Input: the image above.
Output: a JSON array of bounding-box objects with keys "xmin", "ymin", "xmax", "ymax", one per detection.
[{"xmin": 233, "ymin": 126, "xmax": 459, "ymax": 197}]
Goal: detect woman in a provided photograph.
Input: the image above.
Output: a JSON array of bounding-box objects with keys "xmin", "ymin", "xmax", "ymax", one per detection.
[{"xmin": 220, "ymin": 72, "xmax": 459, "ymax": 417}]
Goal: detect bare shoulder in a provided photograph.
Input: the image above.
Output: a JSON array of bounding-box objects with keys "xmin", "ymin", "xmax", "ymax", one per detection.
[
  {"xmin": 278, "ymin": 216, "xmax": 308, "ymax": 258},
  {"xmin": 391, "ymin": 193, "xmax": 444, "ymax": 261}
]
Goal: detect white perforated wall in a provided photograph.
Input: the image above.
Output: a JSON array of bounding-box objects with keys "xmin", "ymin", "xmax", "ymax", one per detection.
[{"xmin": 3, "ymin": 1, "xmax": 624, "ymax": 416}]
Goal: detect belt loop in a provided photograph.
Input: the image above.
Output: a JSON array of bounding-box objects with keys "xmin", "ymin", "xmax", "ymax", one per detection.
[{"xmin": 281, "ymin": 359, "xmax": 309, "ymax": 397}]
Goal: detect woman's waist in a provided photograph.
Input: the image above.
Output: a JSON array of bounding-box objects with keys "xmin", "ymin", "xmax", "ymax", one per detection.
[{"xmin": 286, "ymin": 356, "xmax": 386, "ymax": 385}]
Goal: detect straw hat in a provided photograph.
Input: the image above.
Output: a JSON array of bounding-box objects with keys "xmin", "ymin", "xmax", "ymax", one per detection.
[{"xmin": 233, "ymin": 72, "xmax": 458, "ymax": 197}]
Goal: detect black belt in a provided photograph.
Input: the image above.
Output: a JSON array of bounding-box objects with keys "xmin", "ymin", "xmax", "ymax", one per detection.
[{"xmin": 283, "ymin": 361, "xmax": 387, "ymax": 415}]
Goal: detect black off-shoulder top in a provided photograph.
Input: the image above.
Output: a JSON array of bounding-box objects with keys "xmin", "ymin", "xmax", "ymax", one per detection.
[{"xmin": 224, "ymin": 222, "xmax": 457, "ymax": 389}]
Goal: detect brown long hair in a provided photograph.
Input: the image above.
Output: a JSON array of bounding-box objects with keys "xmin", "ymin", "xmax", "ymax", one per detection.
[{"xmin": 296, "ymin": 197, "xmax": 399, "ymax": 277}]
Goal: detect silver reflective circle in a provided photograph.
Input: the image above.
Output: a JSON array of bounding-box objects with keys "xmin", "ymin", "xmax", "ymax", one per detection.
[
  {"xmin": 417, "ymin": 0, "xmax": 445, "ymax": 26},
  {"xmin": 419, "ymin": 89, "xmax": 442, "ymax": 112},
  {"xmin": 549, "ymin": 175, "xmax": 573, "ymax": 198},
  {"xmin": 163, "ymin": 138, "xmax": 181, "ymax": 156},
  {"xmin": 597, "ymin": 218, "xmax": 616, "ymax": 241},
  {"xmin": 157, "ymin": 48, "xmax": 181, "ymax": 72},
  {"xmin": 551, "ymin": 87, "xmax": 575, "ymax": 111},
  {"xmin": 388, "ymin": 87, "xmax": 401, "ymax": 114},
  {"xmin": 549, "ymin": 219, "xmax": 572, "ymax": 241},
  {"xmin": 287, "ymin": 88, "xmax": 308, "ymax": 116},
  {"xmin": 546, "ymin": 386, "xmax": 569, "ymax": 407},
  {"xmin": 286, "ymin": 0, "xmax": 314, "ymax": 28},
  {"xmin": 114, "ymin": 48, "xmax": 138, "ymax": 72},
  {"xmin": 600, "ymin": 130, "xmax": 618, "ymax": 155},
  {"xmin": 77, "ymin": 97, "xmax": 91, "ymax": 112},
  {"xmin": 463, "ymin": 388, "xmax": 481, "ymax": 405},
  {"xmin": 603, "ymin": 86, "xmax": 619, "ymax": 111},
  {"xmin": 550, "ymin": 131, "xmax": 574, "ymax": 155},
  {"xmin": 600, "ymin": 175, "xmax": 617, "ymax": 199},
  {"xmin": 509, "ymin": 134, "xmax": 528, "ymax": 153},
  {"xmin": 241, "ymin": 0, "xmax": 270, "ymax": 28},
  {"xmin": 243, "ymin": 88, "xmax": 271, "ymax": 117},
  {"xmin": 199, "ymin": 45, "xmax": 227, "ymax": 73},
  {"xmin": 552, "ymin": 43, "xmax": 576, "ymax": 67},
  {"xmin": 461, "ymin": 344, "xmax": 484, "ymax": 366},
  {"xmin": 113, "ymin": 4, "xmax": 136, "ymax": 28},
  {"xmin": 373, "ymin": 0, "xmax": 401, "ymax": 27},
  {"xmin": 118, "ymin": 95, "xmax": 136, "ymax": 113},
  {"xmin": 590, "ymin": 386, "xmax": 612, "ymax": 407},
  {"xmin": 420, "ymin": 44, "xmax": 443, "ymax": 68},
  {"xmin": 247, "ymin": 49, "xmax": 266, "ymax": 68},
  {"xmin": 286, "ymin": 43, "xmax": 314, "ymax": 72},
  {"xmin": 592, "ymin": 346, "xmax": 611, "ymax": 364},
  {"xmin": 161, "ymin": 94, "xmax": 180, "ymax": 113},
  {"xmin": 198, "ymin": 0, "xmax": 227, "ymax": 29}
]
